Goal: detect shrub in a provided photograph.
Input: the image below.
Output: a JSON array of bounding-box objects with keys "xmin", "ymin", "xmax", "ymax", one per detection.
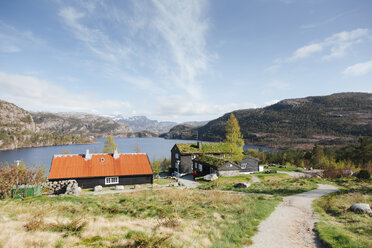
[
  {"xmin": 356, "ymin": 170, "xmax": 370, "ymax": 180},
  {"xmin": 323, "ymin": 166, "xmax": 353, "ymax": 178}
]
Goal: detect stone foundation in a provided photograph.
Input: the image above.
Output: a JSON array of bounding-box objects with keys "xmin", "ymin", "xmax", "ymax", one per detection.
[
  {"xmin": 217, "ymin": 170, "xmax": 240, "ymax": 177},
  {"xmin": 42, "ymin": 180, "xmax": 79, "ymax": 196}
]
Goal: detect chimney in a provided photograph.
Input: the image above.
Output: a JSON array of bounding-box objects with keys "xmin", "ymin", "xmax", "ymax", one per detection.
[
  {"xmin": 113, "ymin": 149, "xmax": 120, "ymax": 159},
  {"xmin": 197, "ymin": 141, "xmax": 202, "ymax": 150},
  {"xmin": 85, "ymin": 149, "xmax": 92, "ymax": 160}
]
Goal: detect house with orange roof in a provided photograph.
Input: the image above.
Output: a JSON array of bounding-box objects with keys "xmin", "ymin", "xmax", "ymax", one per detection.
[{"xmin": 48, "ymin": 149, "xmax": 153, "ymax": 188}]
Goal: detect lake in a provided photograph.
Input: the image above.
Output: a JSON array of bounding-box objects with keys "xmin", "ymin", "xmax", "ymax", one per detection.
[{"xmin": 0, "ymin": 137, "xmax": 271, "ymax": 170}]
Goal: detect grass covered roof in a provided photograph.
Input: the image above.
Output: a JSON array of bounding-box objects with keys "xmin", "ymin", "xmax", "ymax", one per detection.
[
  {"xmin": 175, "ymin": 142, "xmax": 230, "ymax": 154},
  {"xmin": 193, "ymin": 154, "xmax": 232, "ymax": 168}
]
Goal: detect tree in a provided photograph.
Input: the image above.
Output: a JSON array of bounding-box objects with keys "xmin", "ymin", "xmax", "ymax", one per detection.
[
  {"xmin": 133, "ymin": 142, "xmax": 141, "ymax": 153},
  {"xmin": 151, "ymin": 159, "xmax": 161, "ymax": 176},
  {"xmin": 101, "ymin": 136, "xmax": 119, "ymax": 153},
  {"xmin": 225, "ymin": 113, "xmax": 244, "ymax": 157}
]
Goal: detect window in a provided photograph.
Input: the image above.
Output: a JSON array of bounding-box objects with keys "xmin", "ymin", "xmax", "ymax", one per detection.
[
  {"xmin": 105, "ymin": 177, "xmax": 119, "ymax": 185},
  {"xmin": 241, "ymin": 163, "xmax": 247, "ymax": 169},
  {"xmin": 175, "ymin": 153, "xmax": 179, "ymax": 159},
  {"xmin": 100, "ymin": 158, "xmax": 105, "ymax": 162},
  {"xmin": 198, "ymin": 164, "xmax": 202, "ymax": 171}
]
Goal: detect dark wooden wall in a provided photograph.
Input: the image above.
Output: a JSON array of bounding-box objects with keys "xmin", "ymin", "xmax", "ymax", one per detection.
[{"xmin": 50, "ymin": 174, "xmax": 153, "ymax": 189}]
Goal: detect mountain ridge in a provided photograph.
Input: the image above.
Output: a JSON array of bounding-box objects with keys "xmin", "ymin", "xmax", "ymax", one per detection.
[{"xmin": 162, "ymin": 92, "xmax": 372, "ymax": 149}]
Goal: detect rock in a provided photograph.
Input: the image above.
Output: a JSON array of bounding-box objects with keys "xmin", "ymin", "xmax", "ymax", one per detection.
[
  {"xmin": 94, "ymin": 185, "xmax": 103, "ymax": 192},
  {"xmin": 115, "ymin": 185, "xmax": 124, "ymax": 190},
  {"xmin": 78, "ymin": 187, "xmax": 82, "ymax": 193},
  {"xmin": 265, "ymin": 170, "xmax": 277, "ymax": 174},
  {"xmin": 349, "ymin": 203, "xmax": 372, "ymax": 214},
  {"xmin": 203, "ymin": 174, "xmax": 218, "ymax": 181},
  {"xmin": 234, "ymin": 182, "xmax": 251, "ymax": 188}
]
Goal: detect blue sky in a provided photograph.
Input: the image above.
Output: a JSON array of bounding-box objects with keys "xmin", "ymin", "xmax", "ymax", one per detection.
[{"xmin": 0, "ymin": 0, "xmax": 371, "ymax": 122}]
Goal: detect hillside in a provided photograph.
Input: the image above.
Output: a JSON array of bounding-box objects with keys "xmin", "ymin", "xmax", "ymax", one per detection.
[
  {"xmin": 32, "ymin": 112, "xmax": 133, "ymax": 137},
  {"xmin": 164, "ymin": 93, "xmax": 372, "ymax": 149},
  {"xmin": 0, "ymin": 100, "xmax": 94, "ymax": 150}
]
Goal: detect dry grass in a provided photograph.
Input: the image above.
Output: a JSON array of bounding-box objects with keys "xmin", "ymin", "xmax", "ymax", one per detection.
[{"xmin": 0, "ymin": 189, "xmax": 281, "ymax": 247}]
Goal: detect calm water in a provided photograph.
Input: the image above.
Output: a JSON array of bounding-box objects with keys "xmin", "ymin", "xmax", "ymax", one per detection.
[{"xmin": 0, "ymin": 137, "xmax": 270, "ymax": 170}]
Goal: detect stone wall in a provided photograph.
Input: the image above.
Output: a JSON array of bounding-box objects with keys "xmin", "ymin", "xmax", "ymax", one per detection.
[
  {"xmin": 42, "ymin": 180, "xmax": 79, "ymax": 196},
  {"xmin": 217, "ymin": 170, "xmax": 240, "ymax": 177}
]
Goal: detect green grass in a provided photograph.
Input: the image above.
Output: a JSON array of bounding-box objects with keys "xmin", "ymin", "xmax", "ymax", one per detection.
[
  {"xmin": 266, "ymin": 166, "xmax": 305, "ymax": 172},
  {"xmin": 313, "ymin": 178, "xmax": 372, "ymax": 248},
  {"xmin": 0, "ymin": 189, "xmax": 281, "ymax": 247},
  {"xmin": 153, "ymin": 178, "xmax": 176, "ymax": 185},
  {"xmin": 197, "ymin": 173, "xmax": 317, "ymax": 196}
]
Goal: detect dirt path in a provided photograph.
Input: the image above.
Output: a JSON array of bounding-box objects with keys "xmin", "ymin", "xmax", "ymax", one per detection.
[
  {"xmin": 251, "ymin": 175, "xmax": 261, "ymax": 183},
  {"xmin": 247, "ymin": 184, "xmax": 338, "ymax": 248}
]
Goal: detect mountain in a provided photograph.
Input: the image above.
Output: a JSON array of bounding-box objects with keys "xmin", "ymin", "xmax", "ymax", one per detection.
[
  {"xmin": 182, "ymin": 120, "xmax": 209, "ymax": 127},
  {"xmin": 112, "ymin": 115, "xmax": 177, "ymax": 133},
  {"xmin": 31, "ymin": 112, "xmax": 133, "ymax": 137},
  {"xmin": 0, "ymin": 100, "xmax": 94, "ymax": 150},
  {"xmin": 163, "ymin": 93, "xmax": 372, "ymax": 149}
]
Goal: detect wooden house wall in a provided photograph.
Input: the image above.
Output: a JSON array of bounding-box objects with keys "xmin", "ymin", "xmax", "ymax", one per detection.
[
  {"xmin": 239, "ymin": 157, "xmax": 259, "ymax": 173},
  {"xmin": 50, "ymin": 174, "xmax": 153, "ymax": 189}
]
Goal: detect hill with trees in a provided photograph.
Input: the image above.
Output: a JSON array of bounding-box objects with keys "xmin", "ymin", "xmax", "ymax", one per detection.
[
  {"xmin": 0, "ymin": 100, "xmax": 94, "ymax": 150},
  {"xmin": 163, "ymin": 92, "xmax": 372, "ymax": 149}
]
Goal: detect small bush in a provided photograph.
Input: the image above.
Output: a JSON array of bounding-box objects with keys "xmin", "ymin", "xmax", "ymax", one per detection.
[
  {"xmin": 356, "ymin": 170, "xmax": 370, "ymax": 180},
  {"xmin": 24, "ymin": 214, "xmax": 45, "ymax": 232},
  {"xmin": 126, "ymin": 231, "xmax": 172, "ymax": 248},
  {"xmin": 49, "ymin": 217, "xmax": 87, "ymax": 237},
  {"xmin": 323, "ymin": 166, "xmax": 352, "ymax": 178}
]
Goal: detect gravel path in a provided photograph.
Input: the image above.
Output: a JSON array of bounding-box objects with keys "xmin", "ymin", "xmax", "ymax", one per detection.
[
  {"xmin": 247, "ymin": 184, "xmax": 339, "ymax": 248},
  {"xmin": 178, "ymin": 174, "xmax": 201, "ymax": 188},
  {"xmin": 251, "ymin": 175, "xmax": 261, "ymax": 183}
]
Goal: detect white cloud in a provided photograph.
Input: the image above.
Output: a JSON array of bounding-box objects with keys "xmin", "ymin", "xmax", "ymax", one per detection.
[
  {"xmin": 0, "ymin": 21, "xmax": 43, "ymax": 53},
  {"xmin": 343, "ymin": 60, "xmax": 372, "ymax": 76},
  {"xmin": 58, "ymin": 1, "xmax": 211, "ymax": 100},
  {"xmin": 149, "ymin": 0, "xmax": 210, "ymax": 98},
  {"xmin": 0, "ymin": 72, "xmax": 132, "ymax": 113},
  {"xmin": 279, "ymin": 28, "xmax": 370, "ymax": 63},
  {"xmin": 156, "ymin": 95, "xmax": 256, "ymax": 118},
  {"xmin": 263, "ymin": 99, "xmax": 279, "ymax": 107},
  {"xmin": 290, "ymin": 43, "xmax": 323, "ymax": 60}
]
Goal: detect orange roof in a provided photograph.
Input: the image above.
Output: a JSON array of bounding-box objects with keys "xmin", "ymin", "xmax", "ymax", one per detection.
[{"xmin": 48, "ymin": 153, "xmax": 153, "ymax": 179}]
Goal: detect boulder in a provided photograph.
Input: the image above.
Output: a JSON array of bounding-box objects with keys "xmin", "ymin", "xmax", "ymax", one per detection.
[
  {"xmin": 94, "ymin": 185, "xmax": 103, "ymax": 192},
  {"xmin": 234, "ymin": 182, "xmax": 251, "ymax": 188},
  {"xmin": 115, "ymin": 185, "xmax": 124, "ymax": 190},
  {"xmin": 203, "ymin": 174, "xmax": 218, "ymax": 181},
  {"xmin": 349, "ymin": 203, "xmax": 372, "ymax": 214}
]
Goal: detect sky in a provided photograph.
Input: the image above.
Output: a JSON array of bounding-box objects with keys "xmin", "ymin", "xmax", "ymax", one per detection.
[{"xmin": 0, "ymin": 0, "xmax": 371, "ymax": 122}]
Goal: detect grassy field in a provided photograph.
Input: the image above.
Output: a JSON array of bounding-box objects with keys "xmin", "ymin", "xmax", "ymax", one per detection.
[
  {"xmin": 197, "ymin": 173, "xmax": 318, "ymax": 196},
  {"xmin": 0, "ymin": 188, "xmax": 281, "ymax": 248},
  {"xmin": 266, "ymin": 166, "xmax": 305, "ymax": 172},
  {"xmin": 313, "ymin": 178, "xmax": 372, "ymax": 248}
]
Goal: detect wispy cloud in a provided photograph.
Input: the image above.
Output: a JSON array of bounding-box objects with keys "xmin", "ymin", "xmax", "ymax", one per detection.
[
  {"xmin": 0, "ymin": 72, "xmax": 132, "ymax": 113},
  {"xmin": 156, "ymin": 95, "xmax": 256, "ymax": 118},
  {"xmin": 289, "ymin": 43, "xmax": 323, "ymax": 61},
  {"xmin": 343, "ymin": 60, "xmax": 372, "ymax": 76},
  {"xmin": 273, "ymin": 28, "xmax": 370, "ymax": 67},
  {"xmin": 0, "ymin": 21, "xmax": 43, "ymax": 53},
  {"xmin": 150, "ymin": 0, "xmax": 210, "ymax": 98},
  {"xmin": 58, "ymin": 1, "xmax": 211, "ymax": 99}
]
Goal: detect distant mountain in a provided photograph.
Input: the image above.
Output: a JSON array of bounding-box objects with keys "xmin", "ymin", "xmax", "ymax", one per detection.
[
  {"xmin": 182, "ymin": 120, "xmax": 209, "ymax": 127},
  {"xmin": 32, "ymin": 112, "xmax": 133, "ymax": 137},
  {"xmin": 111, "ymin": 115, "xmax": 177, "ymax": 133},
  {"xmin": 0, "ymin": 100, "xmax": 94, "ymax": 151},
  {"xmin": 163, "ymin": 93, "xmax": 372, "ymax": 149}
]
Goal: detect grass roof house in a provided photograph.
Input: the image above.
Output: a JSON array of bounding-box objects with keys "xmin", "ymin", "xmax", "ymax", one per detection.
[{"xmin": 170, "ymin": 142, "xmax": 230, "ymax": 175}]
